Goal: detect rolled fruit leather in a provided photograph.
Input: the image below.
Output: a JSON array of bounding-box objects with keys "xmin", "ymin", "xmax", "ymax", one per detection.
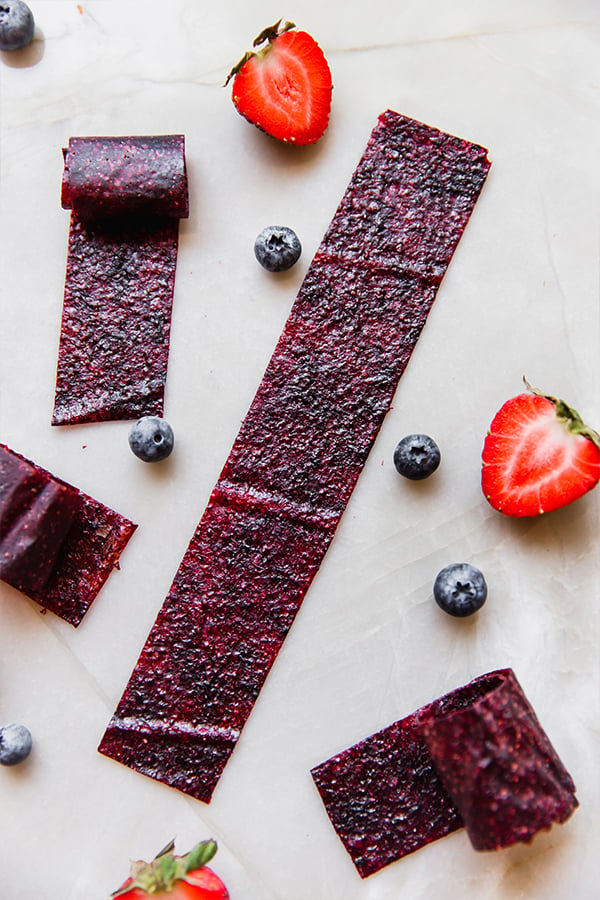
[
  {"xmin": 418, "ymin": 668, "xmax": 578, "ymax": 852},
  {"xmin": 52, "ymin": 135, "xmax": 188, "ymax": 426},
  {"xmin": 311, "ymin": 669, "xmax": 578, "ymax": 877},
  {"xmin": 0, "ymin": 443, "xmax": 137, "ymax": 626},
  {"xmin": 0, "ymin": 446, "xmax": 79, "ymax": 594}
]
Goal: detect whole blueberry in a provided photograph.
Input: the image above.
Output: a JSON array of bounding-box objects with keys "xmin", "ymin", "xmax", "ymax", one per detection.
[
  {"xmin": 393, "ymin": 434, "xmax": 441, "ymax": 480},
  {"xmin": 0, "ymin": 723, "xmax": 33, "ymax": 766},
  {"xmin": 0, "ymin": 1, "xmax": 35, "ymax": 51},
  {"xmin": 433, "ymin": 563, "xmax": 487, "ymax": 617},
  {"xmin": 254, "ymin": 225, "xmax": 302, "ymax": 272},
  {"xmin": 128, "ymin": 416, "xmax": 174, "ymax": 463}
]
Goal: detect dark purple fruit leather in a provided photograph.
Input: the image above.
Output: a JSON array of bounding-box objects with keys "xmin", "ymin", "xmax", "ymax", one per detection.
[
  {"xmin": 419, "ymin": 668, "xmax": 578, "ymax": 853},
  {"xmin": 0, "ymin": 443, "xmax": 137, "ymax": 625},
  {"xmin": 312, "ymin": 669, "xmax": 577, "ymax": 877},
  {"xmin": 52, "ymin": 135, "xmax": 188, "ymax": 426},
  {"xmin": 99, "ymin": 111, "xmax": 490, "ymax": 801}
]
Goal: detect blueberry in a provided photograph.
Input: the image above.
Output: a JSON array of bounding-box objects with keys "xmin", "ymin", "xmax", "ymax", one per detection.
[
  {"xmin": 128, "ymin": 416, "xmax": 174, "ymax": 463},
  {"xmin": 0, "ymin": 723, "xmax": 33, "ymax": 765},
  {"xmin": 0, "ymin": 1, "xmax": 35, "ymax": 51},
  {"xmin": 393, "ymin": 434, "xmax": 441, "ymax": 480},
  {"xmin": 433, "ymin": 563, "xmax": 487, "ymax": 617},
  {"xmin": 254, "ymin": 225, "xmax": 301, "ymax": 272}
]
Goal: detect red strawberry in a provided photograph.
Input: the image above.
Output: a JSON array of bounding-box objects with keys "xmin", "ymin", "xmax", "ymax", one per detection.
[
  {"xmin": 112, "ymin": 839, "xmax": 229, "ymax": 900},
  {"xmin": 481, "ymin": 382, "xmax": 600, "ymax": 517},
  {"xmin": 225, "ymin": 19, "xmax": 333, "ymax": 145}
]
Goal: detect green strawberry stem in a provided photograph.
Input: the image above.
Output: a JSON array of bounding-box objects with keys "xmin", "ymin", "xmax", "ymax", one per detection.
[
  {"xmin": 183, "ymin": 840, "xmax": 219, "ymax": 873},
  {"xmin": 224, "ymin": 18, "xmax": 296, "ymax": 85},
  {"xmin": 111, "ymin": 839, "xmax": 218, "ymax": 897},
  {"xmin": 252, "ymin": 19, "xmax": 295, "ymax": 47},
  {"xmin": 524, "ymin": 377, "xmax": 600, "ymax": 451},
  {"xmin": 223, "ymin": 52, "xmax": 253, "ymax": 85}
]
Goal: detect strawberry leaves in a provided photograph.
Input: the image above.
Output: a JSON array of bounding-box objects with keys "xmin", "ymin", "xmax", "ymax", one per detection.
[
  {"xmin": 111, "ymin": 838, "xmax": 219, "ymax": 897},
  {"xmin": 224, "ymin": 20, "xmax": 296, "ymax": 86},
  {"xmin": 524, "ymin": 379, "xmax": 600, "ymax": 450},
  {"xmin": 182, "ymin": 840, "xmax": 219, "ymax": 874}
]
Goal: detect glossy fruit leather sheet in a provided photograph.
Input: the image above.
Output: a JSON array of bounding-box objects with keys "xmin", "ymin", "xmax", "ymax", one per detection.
[
  {"xmin": 99, "ymin": 111, "xmax": 491, "ymax": 802},
  {"xmin": 311, "ymin": 668, "xmax": 577, "ymax": 877},
  {"xmin": 0, "ymin": 443, "xmax": 137, "ymax": 626},
  {"xmin": 52, "ymin": 135, "xmax": 188, "ymax": 426}
]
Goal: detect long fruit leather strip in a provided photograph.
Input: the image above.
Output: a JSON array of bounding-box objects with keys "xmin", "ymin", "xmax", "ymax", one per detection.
[
  {"xmin": 99, "ymin": 111, "xmax": 491, "ymax": 802},
  {"xmin": 52, "ymin": 135, "xmax": 188, "ymax": 426},
  {"xmin": 0, "ymin": 443, "xmax": 137, "ymax": 626},
  {"xmin": 311, "ymin": 669, "xmax": 578, "ymax": 878}
]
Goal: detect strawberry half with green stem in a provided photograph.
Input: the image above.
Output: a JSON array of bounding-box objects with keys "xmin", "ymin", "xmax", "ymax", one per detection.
[
  {"xmin": 111, "ymin": 839, "xmax": 229, "ymax": 899},
  {"xmin": 225, "ymin": 19, "xmax": 333, "ymax": 145},
  {"xmin": 481, "ymin": 380, "xmax": 600, "ymax": 517}
]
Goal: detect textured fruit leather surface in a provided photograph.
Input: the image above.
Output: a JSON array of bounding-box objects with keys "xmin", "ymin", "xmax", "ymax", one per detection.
[
  {"xmin": 99, "ymin": 111, "xmax": 491, "ymax": 801},
  {"xmin": 52, "ymin": 135, "xmax": 188, "ymax": 426},
  {"xmin": 311, "ymin": 668, "xmax": 578, "ymax": 877},
  {"xmin": 0, "ymin": 444, "xmax": 137, "ymax": 626}
]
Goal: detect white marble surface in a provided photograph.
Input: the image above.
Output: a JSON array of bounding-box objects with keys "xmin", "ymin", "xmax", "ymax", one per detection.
[{"xmin": 1, "ymin": 1, "xmax": 599, "ymax": 897}]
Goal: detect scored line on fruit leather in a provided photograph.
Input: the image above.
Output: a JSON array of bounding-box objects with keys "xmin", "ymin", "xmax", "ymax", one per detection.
[
  {"xmin": 0, "ymin": 443, "xmax": 137, "ymax": 626},
  {"xmin": 311, "ymin": 669, "xmax": 578, "ymax": 877},
  {"xmin": 99, "ymin": 110, "xmax": 491, "ymax": 802},
  {"xmin": 52, "ymin": 135, "xmax": 188, "ymax": 426}
]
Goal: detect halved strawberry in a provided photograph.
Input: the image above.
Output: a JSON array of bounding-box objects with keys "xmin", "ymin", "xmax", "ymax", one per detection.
[
  {"xmin": 225, "ymin": 19, "xmax": 333, "ymax": 145},
  {"xmin": 112, "ymin": 839, "xmax": 229, "ymax": 899},
  {"xmin": 481, "ymin": 382, "xmax": 600, "ymax": 517}
]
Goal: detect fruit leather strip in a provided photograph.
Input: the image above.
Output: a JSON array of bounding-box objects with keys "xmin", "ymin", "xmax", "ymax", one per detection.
[
  {"xmin": 99, "ymin": 110, "xmax": 490, "ymax": 801},
  {"xmin": 0, "ymin": 448, "xmax": 79, "ymax": 594},
  {"xmin": 419, "ymin": 667, "xmax": 578, "ymax": 852},
  {"xmin": 52, "ymin": 135, "xmax": 188, "ymax": 426},
  {"xmin": 311, "ymin": 670, "xmax": 577, "ymax": 877},
  {"xmin": 52, "ymin": 217, "xmax": 180, "ymax": 425},
  {"xmin": 0, "ymin": 444, "xmax": 137, "ymax": 626},
  {"xmin": 311, "ymin": 713, "xmax": 463, "ymax": 878},
  {"xmin": 310, "ymin": 670, "xmax": 502, "ymax": 877}
]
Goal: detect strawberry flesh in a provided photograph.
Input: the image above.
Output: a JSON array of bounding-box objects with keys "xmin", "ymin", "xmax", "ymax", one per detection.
[
  {"xmin": 117, "ymin": 870, "xmax": 226, "ymax": 899},
  {"xmin": 231, "ymin": 29, "xmax": 332, "ymax": 145},
  {"xmin": 482, "ymin": 392, "xmax": 600, "ymax": 516}
]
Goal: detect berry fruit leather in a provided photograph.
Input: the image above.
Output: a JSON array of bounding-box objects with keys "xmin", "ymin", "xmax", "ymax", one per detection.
[
  {"xmin": 311, "ymin": 669, "xmax": 577, "ymax": 877},
  {"xmin": 0, "ymin": 443, "xmax": 137, "ymax": 625},
  {"xmin": 419, "ymin": 668, "xmax": 578, "ymax": 852},
  {"xmin": 52, "ymin": 135, "xmax": 188, "ymax": 426},
  {"xmin": 99, "ymin": 111, "xmax": 490, "ymax": 801}
]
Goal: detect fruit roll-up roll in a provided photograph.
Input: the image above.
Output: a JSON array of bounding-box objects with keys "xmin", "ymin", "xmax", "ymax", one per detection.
[
  {"xmin": 0, "ymin": 443, "xmax": 137, "ymax": 626},
  {"xmin": 417, "ymin": 667, "xmax": 578, "ymax": 852},
  {"xmin": 311, "ymin": 668, "xmax": 577, "ymax": 877},
  {"xmin": 52, "ymin": 135, "xmax": 188, "ymax": 426}
]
